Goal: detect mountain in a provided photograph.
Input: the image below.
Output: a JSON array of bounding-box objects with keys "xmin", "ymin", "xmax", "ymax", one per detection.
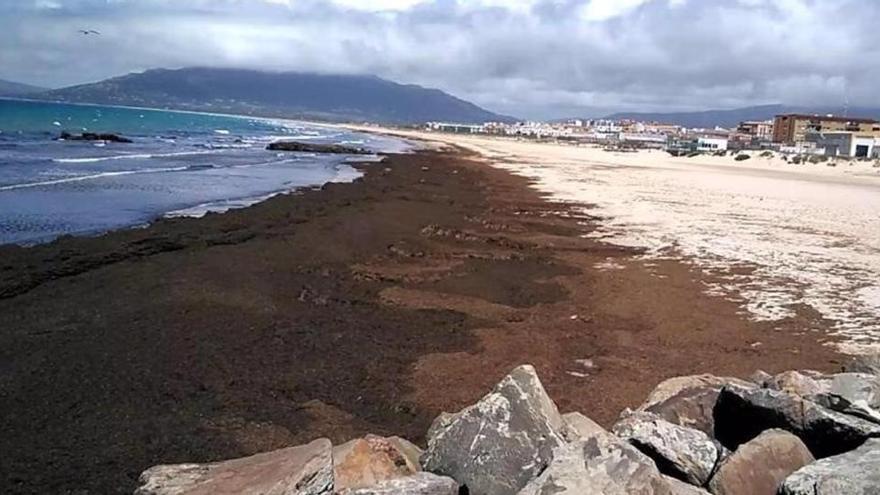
[
  {"xmin": 0, "ymin": 78, "xmax": 47, "ymax": 96},
  {"xmin": 604, "ymin": 104, "xmax": 880, "ymax": 128},
  {"xmin": 37, "ymin": 67, "xmax": 512, "ymax": 124}
]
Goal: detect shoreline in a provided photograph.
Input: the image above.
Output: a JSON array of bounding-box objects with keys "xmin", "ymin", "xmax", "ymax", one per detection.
[{"xmin": 0, "ymin": 147, "xmax": 844, "ymax": 493}]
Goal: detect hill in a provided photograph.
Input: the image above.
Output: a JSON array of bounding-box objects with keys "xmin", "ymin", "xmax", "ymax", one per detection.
[
  {"xmin": 605, "ymin": 104, "xmax": 880, "ymax": 128},
  {"xmin": 38, "ymin": 68, "xmax": 512, "ymax": 124},
  {"xmin": 0, "ymin": 78, "xmax": 47, "ymax": 96}
]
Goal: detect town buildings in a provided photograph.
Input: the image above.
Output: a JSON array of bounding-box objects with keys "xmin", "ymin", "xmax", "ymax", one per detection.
[
  {"xmin": 425, "ymin": 111, "xmax": 880, "ymax": 159},
  {"xmin": 737, "ymin": 120, "xmax": 773, "ymax": 140},
  {"xmin": 772, "ymin": 114, "xmax": 880, "ymax": 144}
]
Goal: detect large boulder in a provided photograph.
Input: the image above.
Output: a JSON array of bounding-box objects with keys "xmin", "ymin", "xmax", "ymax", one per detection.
[
  {"xmin": 333, "ymin": 435, "xmax": 421, "ymax": 492},
  {"xmin": 844, "ymin": 353, "xmax": 880, "ymax": 375},
  {"xmin": 637, "ymin": 375, "xmax": 754, "ymax": 436},
  {"xmin": 517, "ymin": 434, "xmax": 675, "ymax": 495},
  {"xmin": 421, "ymin": 365, "xmax": 566, "ymax": 495},
  {"xmin": 767, "ymin": 371, "xmax": 880, "ymax": 406},
  {"xmin": 766, "ymin": 371, "xmax": 830, "ymax": 397},
  {"xmin": 780, "ymin": 438, "xmax": 880, "ymax": 495},
  {"xmin": 713, "ymin": 385, "xmax": 880, "ymax": 458},
  {"xmin": 706, "ymin": 429, "xmax": 813, "ymax": 495},
  {"xmin": 664, "ymin": 476, "xmax": 711, "ymax": 495},
  {"xmin": 560, "ymin": 411, "xmax": 607, "ymax": 442},
  {"xmin": 340, "ymin": 472, "xmax": 459, "ymax": 495},
  {"xmin": 134, "ymin": 438, "xmax": 334, "ymax": 495},
  {"xmin": 612, "ymin": 412, "xmax": 719, "ymax": 486}
]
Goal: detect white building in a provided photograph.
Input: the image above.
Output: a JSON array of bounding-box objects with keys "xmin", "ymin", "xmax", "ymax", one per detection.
[
  {"xmin": 696, "ymin": 137, "xmax": 729, "ymax": 152},
  {"xmin": 806, "ymin": 132, "xmax": 876, "ymax": 158}
]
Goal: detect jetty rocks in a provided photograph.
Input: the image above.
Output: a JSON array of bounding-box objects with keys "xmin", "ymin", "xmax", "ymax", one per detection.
[
  {"xmin": 134, "ymin": 361, "xmax": 880, "ymax": 494},
  {"xmin": 58, "ymin": 131, "xmax": 133, "ymax": 143},
  {"xmin": 267, "ymin": 141, "xmax": 371, "ymax": 154}
]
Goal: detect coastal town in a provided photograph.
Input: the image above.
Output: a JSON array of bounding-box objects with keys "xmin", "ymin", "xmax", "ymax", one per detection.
[{"xmin": 427, "ymin": 113, "xmax": 880, "ymax": 159}]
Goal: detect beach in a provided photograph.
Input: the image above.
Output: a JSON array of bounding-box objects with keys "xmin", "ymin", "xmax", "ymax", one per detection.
[
  {"xmin": 0, "ymin": 144, "xmax": 847, "ymax": 493},
  {"xmin": 351, "ymin": 127, "xmax": 880, "ymax": 354}
]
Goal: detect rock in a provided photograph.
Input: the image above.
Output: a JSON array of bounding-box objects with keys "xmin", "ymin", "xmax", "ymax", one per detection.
[
  {"xmin": 713, "ymin": 385, "xmax": 880, "ymax": 458},
  {"xmin": 780, "ymin": 438, "xmax": 880, "ymax": 495},
  {"xmin": 826, "ymin": 373, "xmax": 880, "ymax": 408},
  {"xmin": 421, "ymin": 365, "xmax": 566, "ymax": 495},
  {"xmin": 664, "ymin": 475, "xmax": 711, "ymax": 495},
  {"xmin": 58, "ymin": 131, "xmax": 133, "ymax": 143},
  {"xmin": 637, "ymin": 375, "xmax": 754, "ymax": 436},
  {"xmin": 845, "ymin": 354, "xmax": 880, "ymax": 375},
  {"xmin": 517, "ymin": 434, "xmax": 674, "ymax": 495},
  {"xmin": 748, "ymin": 370, "xmax": 773, "ymax": 387},
  {"xmin": 333, "ymin": 435, "xmax": 421, "ymax": 491},
  {"xmin": 706, "ymin": 429, "xmax": 813, "ymax": 495},
  {"xmin": 766, "ymin": 371, "xmax": 830, "ymax": 397},
  {"xmin": 267, "ymin": 141, "xmax": 370, "ymax": 154},
  {"xmin": 560, "ymin": 411, "xmax": 607, "ymax": 442},
  {"xmin": 134, "ymin": 438, "xmax": 333, "ymax": 495},
  {"xmin": 811, "ymin": 393, "xmax": 880, "ymax": 424},
  {"xmin": 613, "ymin": 412, "xmax": 719, "ymax": 486},
  {"xmin": 340, "ymin": 472, "xmax": 459, "ymax": 495}
]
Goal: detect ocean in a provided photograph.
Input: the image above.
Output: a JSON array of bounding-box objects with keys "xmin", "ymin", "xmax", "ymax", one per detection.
[{"xmin": 0, "ymin": 98, "xmax": 409, "ymax": 245}]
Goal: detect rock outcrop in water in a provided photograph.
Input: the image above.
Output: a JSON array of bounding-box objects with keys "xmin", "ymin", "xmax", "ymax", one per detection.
[
  {"xmin": 58, "ymin": 131, "xmax": 133, "ymax": 143},
  {"xmin": 134, "ymin": 360, "xmax": 880, "ymax": 494},
  {"xmin": 267, "ymin": 141, "xmax": 371, "ymax": 154}
]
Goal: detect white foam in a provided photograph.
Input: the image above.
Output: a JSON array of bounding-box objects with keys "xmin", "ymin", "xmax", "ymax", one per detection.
[
  {"xmin": 52, "ymin": 150, "xmax": 221, "ymax": 164},
  {"xmin": 0, "ymin": 166, "xmax": 191, "ymax": 191}
]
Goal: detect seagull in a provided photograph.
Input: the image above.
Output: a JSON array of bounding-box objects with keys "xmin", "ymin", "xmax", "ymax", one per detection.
[{"xmin": 78, "ymin": 29, "xmax": 100, "ymax": 35}]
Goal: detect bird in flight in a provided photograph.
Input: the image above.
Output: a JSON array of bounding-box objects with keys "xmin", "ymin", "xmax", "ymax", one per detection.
[{"xmin": 78, "ymin": 29, "xmax": 100, "ymax": 35}]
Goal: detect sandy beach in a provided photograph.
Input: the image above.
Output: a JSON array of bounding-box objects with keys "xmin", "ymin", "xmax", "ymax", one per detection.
[
  {"xmin": 0, "ymin": 145, "xmax": 849, "ymax": 493},
  {"xmin": 350, "ymin": 126, "xmax": 880, "ymax": 354}
]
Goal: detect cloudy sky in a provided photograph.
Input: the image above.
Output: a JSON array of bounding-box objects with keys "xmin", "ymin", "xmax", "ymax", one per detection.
[{"xmin": 1, "ymin": 0, "xmax": 878, "ymax": 119}]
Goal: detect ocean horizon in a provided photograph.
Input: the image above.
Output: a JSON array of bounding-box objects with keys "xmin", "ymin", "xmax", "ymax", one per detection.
[{"xmin": 0, "ymin": 98, "xmax": 409, "ymax": 245}]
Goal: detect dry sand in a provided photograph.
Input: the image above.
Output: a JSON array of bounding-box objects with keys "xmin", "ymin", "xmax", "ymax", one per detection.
[{"xmin": 349, "ymin": 126, "xmax": 880, "ymax": 354}]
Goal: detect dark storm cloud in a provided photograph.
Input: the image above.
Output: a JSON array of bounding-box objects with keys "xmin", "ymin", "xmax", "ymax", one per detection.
[{"xmin": 1, "ymin": 0, "xmax": 878, "ymax": 119}]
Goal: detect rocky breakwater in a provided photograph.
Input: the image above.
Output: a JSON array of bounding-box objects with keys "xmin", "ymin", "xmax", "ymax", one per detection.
[
  {"xmin": 267, "ymin": 141, "xmax": 371, "ymax": 154},
  {"xmin": 57, "ymin": 131, "xmax": 133, "ymax": 143},
  {"xmin": 134, "ymin": 356, "xmax": 880, "ymax": 494}
]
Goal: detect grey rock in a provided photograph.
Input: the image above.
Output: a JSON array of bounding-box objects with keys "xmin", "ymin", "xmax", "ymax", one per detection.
[
  {"xmin": 517, "ymin": 434, "xmax": 674, "ymax": 495},
  {"xmin": 134, "ymin": 438, "xmax": 333, "ymax": 495},
  {"xmin": 780, "ymin": 438, "xmax": 880, "ymax": 495},
  {"xmin": 844, "ymin": 353, "xmax": 880, "ymax": 375},
  {"xmin": 637, "ymin": 375, "xmax": 755, "ymax": 436},
  {"xmin": 340, "ymin": 472, "xmax": 459, "ymax": 495},
  {"xmin": 812, "ymin": 393, "xmax": 880, "ymax": 424},
  {"xmin": 749, "ymin": 370, "xmax": 773, "ymax": 387},
  {"xmin": 613, "ymin": 412, "xmax": 719, "ymax": 486},
  {"xmin": 706, "ymin": 429, "xmax": 813, "ymax": 495},
  {"xmin": 827, "ymin": 373, "xmax": 880, "ymax": 408},
  {"xmin": 714, "ymin": 385, "xmax": 880, "ymax": 458},
  {"xmin": 766, "ymin": 371, "xmax": 830, "ymax": 397},
  {"xmin": 560, "ymin": 411, "xmax": 607, "ymax": 442},
  {"xmin": 664, "ymin": 475, "xmax": 711, "ymax": 495},
  {"xmin": 421, "ymin": 365, "xmax": 566, "ymax": 495}
]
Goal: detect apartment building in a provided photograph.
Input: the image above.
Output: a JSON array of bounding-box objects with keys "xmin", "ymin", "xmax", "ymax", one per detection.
[
  {"xmin": 772, "ymin": 114, "xmax": 880, "ymax": 144},
  {"xmin": 737, "ymin": 120, "xmax": 773, "ymax": 140}
]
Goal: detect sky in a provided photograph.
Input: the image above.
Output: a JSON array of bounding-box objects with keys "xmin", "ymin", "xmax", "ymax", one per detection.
[{"xmin": 1, "ymin": 0, "xmax": 879, "ymax": 119}]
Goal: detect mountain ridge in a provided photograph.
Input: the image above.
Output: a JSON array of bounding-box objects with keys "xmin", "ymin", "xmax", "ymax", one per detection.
[
  {"xmin": 36, "ymin": 67, "xmax": 513, "ymax": 124},
  {"xmin": 0, "ymin": 78, "xmax": 47, "ymax": 96}
]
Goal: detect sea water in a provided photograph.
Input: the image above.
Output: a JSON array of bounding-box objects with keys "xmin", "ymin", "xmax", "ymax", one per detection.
[{"xmin": 0, "ymin": 98, "xmax": 410, "ymax": 245}]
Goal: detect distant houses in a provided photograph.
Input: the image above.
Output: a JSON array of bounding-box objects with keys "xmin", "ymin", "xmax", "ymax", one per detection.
[{"xmin": 425, "ymin": 112, "xmax": 880, "ymax": 159}]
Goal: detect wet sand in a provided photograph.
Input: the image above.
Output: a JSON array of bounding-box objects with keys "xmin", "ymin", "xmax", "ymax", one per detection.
[{"xmin": 0, "ymin": 148, "xmax": 843, "ymax": 494}]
